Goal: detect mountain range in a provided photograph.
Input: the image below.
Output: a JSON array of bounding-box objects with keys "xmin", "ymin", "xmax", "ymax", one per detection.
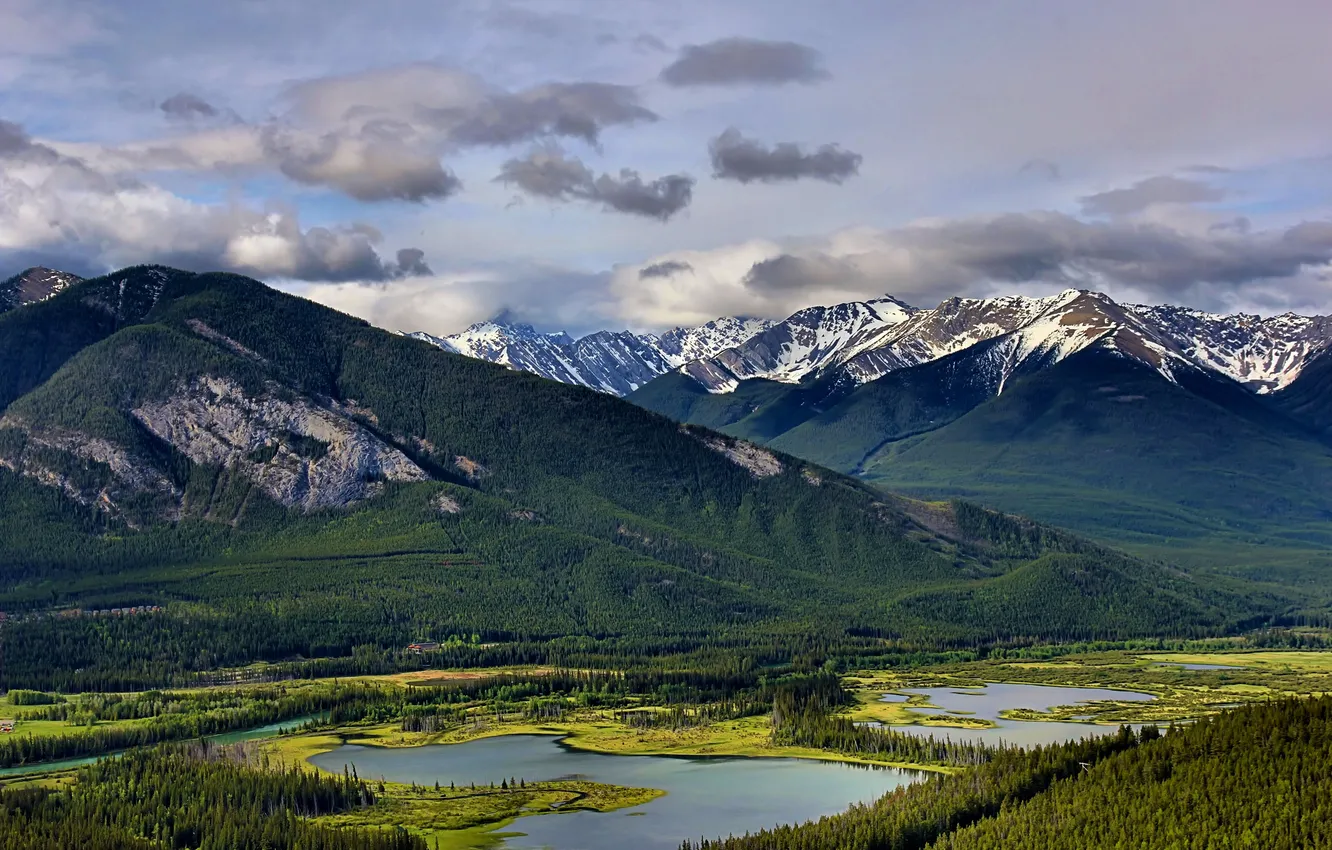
[
  {"xmin": 408, "ymin": 289, "xmax": 1332, "ymax": 398},
  {"xmin": 401, "ymin": 288, "xmax": 1332, "ymax": 575},
  {"xmin": 407, "ymin": 315, "xmax": 776, "ymax": 396},
  {"xmin": 3, "ymin": 262, "xmax": 1282, "ymax": 685}
]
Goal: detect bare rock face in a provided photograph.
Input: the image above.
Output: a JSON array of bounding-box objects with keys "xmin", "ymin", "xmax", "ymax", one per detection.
[
  {"xmin": 688, "ymin": 429, "xmax": 783, "ymax": 478},
  {"xmin": 0, "ymin": 420, "xmax": 181, "ymax": 521},
  {"xmin": 434, "ymin": 492, "xmax": 463, "ymax": 514},
  {"xmin": 133, "ymin": 376, "xmax": 429, "ymax": 511}
]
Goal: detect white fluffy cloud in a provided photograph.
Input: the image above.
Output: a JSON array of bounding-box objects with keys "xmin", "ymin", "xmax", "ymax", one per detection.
[{"xmin": 0, "ymin": 124, "xmax": 430, "ymax": 282}]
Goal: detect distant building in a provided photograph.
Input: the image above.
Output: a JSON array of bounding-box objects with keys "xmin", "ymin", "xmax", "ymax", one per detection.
[
  {"xmin": 0, "ymin": 720, "xmax": 14, "ymax": 733},
  {"xmin": 406, "ymin": 641, "xmax": 441, "ymax": 654}
]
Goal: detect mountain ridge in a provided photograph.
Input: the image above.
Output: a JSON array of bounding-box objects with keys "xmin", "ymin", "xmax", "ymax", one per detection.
[{"xmin": 406, "ymin": 287, "xmax": 1332, "ymax": 401}]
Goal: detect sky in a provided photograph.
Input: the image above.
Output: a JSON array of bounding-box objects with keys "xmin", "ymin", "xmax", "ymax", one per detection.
[{"xmin": 2, "ymin": 0, "xmax": 1331, "ymax": 337}]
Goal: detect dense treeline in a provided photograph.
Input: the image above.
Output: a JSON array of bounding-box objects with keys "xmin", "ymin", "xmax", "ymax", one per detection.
[
  {"xmin": 1, "ymin": 667, "xmax": 861, "ymax": 769},
  {"xmin": 0, "ymin": 682, "xmax": 372, "ymax": 767},
  {"xmin": 0, "ymin": 742, "xmax": 424, "ymax": 850},
  {"xmin": 771, "ymin": 675, "xmax": 993, "ymax": 767},
  {"xmin": 927, "ymin": 696, "xmax": 1332, "ymax": 849},
  {"xmin": 683, "ymin": 697, "xmax": 1332, "ymax": 850}
]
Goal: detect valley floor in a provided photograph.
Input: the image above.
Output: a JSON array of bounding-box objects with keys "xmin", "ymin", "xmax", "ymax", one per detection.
[{"xmin": 5, "ymin": 646, "xmax": 1330, "ymax": 849}]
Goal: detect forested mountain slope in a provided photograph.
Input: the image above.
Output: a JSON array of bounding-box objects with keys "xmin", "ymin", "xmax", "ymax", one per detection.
[
  {"xmin": 633, "ymin": 323, "xmax": 1332, "ymax": 575},
  {"xmin": 1275, "ymin": 346, "xmax": 1332, "ymax": 438},
  {"xmin": 0, "ymin": 267, "xmax": 1269, "ymax": 686}
]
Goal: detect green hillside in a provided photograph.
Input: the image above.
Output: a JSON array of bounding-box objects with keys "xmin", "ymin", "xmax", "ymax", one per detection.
[
  {"xmin": 1276, "ymin": 347, "xmax": 1332, "ymax": 438},
  {"xmin": 766, "ymin": 342, "xmax": 1008, "ymax": 471},
  {"xmin": 631, "ymin": 338, "xmax": 1332, "ymax": 580},
  {"xmin": 0, "ymin": 267, "xmax": 1270, "ymax": 689},
  {"xmin": 624, "ymin": 371, "xmax": 796, "ymax": 432},
  {"xmin": 861, "ymin": 350, "xmax": 1332, "ymax": 575}
]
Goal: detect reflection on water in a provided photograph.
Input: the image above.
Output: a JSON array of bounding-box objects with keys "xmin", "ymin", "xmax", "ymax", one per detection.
[
  {"xmin": 884, "ymin": 683, "xmax": 1156, "ymax": 747},
  {"xmin": 311, "ymin": 734, "xmax": 921, "ymax": 850}
]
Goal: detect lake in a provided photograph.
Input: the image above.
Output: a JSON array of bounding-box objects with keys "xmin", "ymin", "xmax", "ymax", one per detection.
[
  {"xmin": 311, "ymin": 734, "xmax": 921, "ymax": 850},
  {"xmin": 884, "ymin": 682, "xmax": 1156, "ymax": 747}
]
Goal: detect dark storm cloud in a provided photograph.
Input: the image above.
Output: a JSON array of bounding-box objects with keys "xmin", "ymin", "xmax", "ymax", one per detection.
[
  {"xmin": 160, "ymin": 93, "xmax": 218, "ymax": 120},
  {"xmin": 496, "ymin": 147, "xmax": 693, "ymax": 220},
  {"xmin": 1080, "ymin": 175, "xmax": 1226, "ymax": 216},
  {"xmin": 741, "ymin": 213, "xmax": 1332, "ymax": 302},
  {"xmin": 659, "ymin": 38, "xmax": 827, "ymax": 87},
  {"xmin": 440, "ymin": 82, "xmax": 657, "ymax": 147},
  {"xmin": 708, "ymin": 128, "xmax": 862, "ymax": 184},
  {"xmin": 639, "ymin": 260, "xmax": 694, "ymax": 279}
]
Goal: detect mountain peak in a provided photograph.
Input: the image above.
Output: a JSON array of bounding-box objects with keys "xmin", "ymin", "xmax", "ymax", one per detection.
[{"xmin": 0, "ymin": 266, "xmax": 84, "ymax": 314}]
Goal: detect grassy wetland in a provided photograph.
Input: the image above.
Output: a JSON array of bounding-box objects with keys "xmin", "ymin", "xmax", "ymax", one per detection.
[{"xmin": 4, "ymin": 644, "xmax": 1332, "ymax": 848}]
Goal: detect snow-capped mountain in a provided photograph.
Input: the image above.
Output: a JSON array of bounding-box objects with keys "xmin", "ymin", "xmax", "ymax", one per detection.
[
  {"xmin": 1129, "ymin": 305, "xmax": 1332, "ymax": 392},
  {"xmin": 0, "ymin": 267, "xmax": 83, "ymax": 313},
  {"xmin": 679, "ymin": 298, "xmax": 914, "ymax": 392},
  {"xmin": 407, "ymin": 316, "xmax": 774, "ymax": 396},
  {"xmin": 410, "ymin": 290, "xmax": 1332, "ymax": 399},
  {"xmin": 939, "ymin": 290, "xmax": 1200, "ymax": 396}
]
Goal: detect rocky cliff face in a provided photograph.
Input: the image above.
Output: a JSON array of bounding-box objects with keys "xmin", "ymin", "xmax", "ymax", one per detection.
[
  {"xmin": 0, "ymin": 421, "xmax": 182, "ymax": 521},
  {"xmin": 132, "ymin": 376, "xmax": 429, "ymax": 512},
  {"xmin": 0, "ymin": 374, "xmax": 431, "ymax": 520}
]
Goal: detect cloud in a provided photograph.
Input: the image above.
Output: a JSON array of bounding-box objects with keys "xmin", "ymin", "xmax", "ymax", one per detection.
[
  {"xmin": 259, "ymin": 126, "xmax": 461, "ymax": 202},
  {"xmin": 61, "ymin": 65, "xmax": 657, "ymax": 204},
  {"xmin": 1081, "ymin": 175, "xmax": 1227, "ymax": 216},
  {"xmin": 160, "ymin": 93, "xmax": 218, "ymax": 120},
  {"xmin": 633, "ymin": 33, "xmax": 669, "ymax": 52},
  {"xmin": 0, "ymin": 121, "xmax": 431, "ymax": 283},
  {"xmin": 0, "ymin": 119, "xmax": 121, "ymax": 193},
  {"xmin": 439, "ymin": 81, "xmax": 657, "ymax": 147},
  {"xmin": 639, "ymin": 260, "xmax": 693, "ymax": 279},
  {"xmin": 278, "ymin": 263, "xmax": 615, "ymax": 337},
  {"xmin": 496, "ymin": 146, "xmax": 693, "ymax": 220},
  {"xmin": 394, "ymin": 247, "xmax": 432, "ymax": 276},
  {"xmin": 659, "ymin": 37, "xmax": 827, "ymax": 87},
  {"xmin": 610, "ymin": 213, "xmax": 1332, "ymax": 328},
  {"xmin": 282, "ymin": 65, "xmax": 655, "ymax": 148},
  {"xmin": 0, "ymin": 119, "xmax": 65, "ymax": 164},
  {"xmin": 220, "ymin": 217, "xmax": 432, "ymax": 281},
  {"xmin": 709, "ymin": 128, "xmax": 862, "ymax": 183}
]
